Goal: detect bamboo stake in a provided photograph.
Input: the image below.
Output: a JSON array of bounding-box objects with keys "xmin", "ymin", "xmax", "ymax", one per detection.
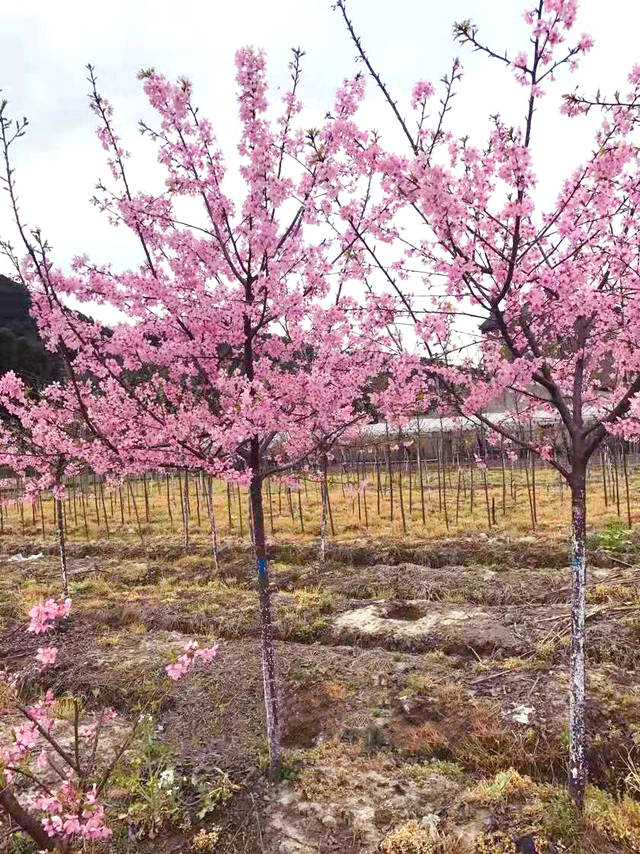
[
  {"xmin": 237, "ymin": 485, "xmax": 244, "ymax": 539},
  {"xmin": 194, "ymin": 475, "xmax": 201, "ymax": 528},
  {"xmin": 417, "ymin": 424, "xmax": 426, "ymax": 526},
  {"xmin": 143, "ymin": 474, "xmax": 150, "ymax": 523},
  {"xmin": 80, "ymin": 484, "xmax": 89, "ymax": 540},
  {"xmin": 440, "ymin": 428, "xmax": 449, "ymax": 530},
  {"xmin": 165, "ymin": 474, "xmax": 173, "ymax": 529},
  {"xmin": 127, "ymin": 480, "xmax": 145, "ymax": 547},
  {"xmin": 99, "ymin": 481, "xmax": 110, "ymax": 539},
  {"xmin": 500, "ymin": 439, "xmax": 506, "ymax": 515},
  {"xmin": 385, "ymin": 424, "xmax": 394, "ymax": 524},
  {"xmin": 613, "ymin": 444, "xmax": 621, "ymax": 517},
  {"xmin": 397, "ymin": 451, "xmax": 407, "ymax": 533},
  {"xmin": 55, "ymin": 497, "xmax": 68, "ymax": 596},
  {"xmin": 525, "ymin": 465, "xmax": 536, "ymax": 531},
  {"xmin": 623, "ymin": 444, "xmax": 632, "ymax": 529},
  {"xmin": 92, "ymin": 474, "xmax": 100, "ymax": 526},
  {"xmin": 267, "ymin": 477, "xmax": 275, "ymax": 536},
  {"xmin": 483, "ymin": 468, "xmax": 491, "ymax": 528},
  {"xmin": 375, "ymin": 447, "xmax": 382, "ymax": 517}
]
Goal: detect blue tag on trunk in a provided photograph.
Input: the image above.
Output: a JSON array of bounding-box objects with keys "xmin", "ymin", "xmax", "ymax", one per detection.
[{"xmin": 258, "ymin": 558, "xmax": 267, "ymax": 575}]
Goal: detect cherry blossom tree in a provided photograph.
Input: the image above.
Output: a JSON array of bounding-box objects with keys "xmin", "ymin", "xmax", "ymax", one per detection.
[
  {"xmin": 0, "ymin": 371, "xmax": 105, "ymax": 595},
  {"xmin": 0, "ymin": 51, "xmax": 382, "ymax": 781},
  {"xmin": 335, "ymin": 0, "xmax": 640, "ymax": 808}
]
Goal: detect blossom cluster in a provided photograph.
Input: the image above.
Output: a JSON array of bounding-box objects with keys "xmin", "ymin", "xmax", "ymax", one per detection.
[
  {"xmin": 27, "ymin": 597, "xmax": 71, "ymax": 634},
  {"xmin": 165, "ymin": 640, "xmax": 219, "ymax": 681},
  {"xmin": 37, "ymin": 784, "xmax": 111, "ymax": 842}
]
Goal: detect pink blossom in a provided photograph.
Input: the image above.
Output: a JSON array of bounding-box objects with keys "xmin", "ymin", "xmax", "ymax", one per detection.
[
  {"xmin": 35, "ymin": 646, "xmax": 59, "ymax": 669},
  {"xmin": 578, "ymin": 33, "xmax": 594, "ymax": 52},
  {"xmin": 166, "ymin": 641, "xmax": 219, "ymax": 680},
  {"xmin": 513, "ymin": 51, "xmax": 528, "ymax": 70},
  {"xmin": 194, "ymin": 645, "xmax": 219, "ymax": 664},
  {"xmin": 411, "ymin": 79, "xmax": 435, "ymax": 108},
  {"xmin": 27, "ymin": 598, "xmax": 71, "ymax": 634},
  {"xmin": 166, "ymin": 653, "xmax": 193, "ymax": 681}
]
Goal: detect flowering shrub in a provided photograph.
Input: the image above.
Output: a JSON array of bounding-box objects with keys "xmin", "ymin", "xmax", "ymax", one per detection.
[{"xmin": 0, "ymin": 598, "xmax": 219, "ymax": 851}]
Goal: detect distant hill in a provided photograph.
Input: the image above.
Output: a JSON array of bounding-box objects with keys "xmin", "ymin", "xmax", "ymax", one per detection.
[{"xmin": 0, "ymin": 274, "xmax": 62, "ymax": 387}]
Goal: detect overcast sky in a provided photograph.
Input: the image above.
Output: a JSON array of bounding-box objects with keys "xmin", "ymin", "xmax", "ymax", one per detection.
[{"xmin": 1, "ymin": 0, "xmax": 640, "ymax": 282}]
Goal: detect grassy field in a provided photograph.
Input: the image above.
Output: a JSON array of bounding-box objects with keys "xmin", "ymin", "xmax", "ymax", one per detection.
[{"xmin": 2, "ymin": 465, "xmax": 640, "ymax": 852}]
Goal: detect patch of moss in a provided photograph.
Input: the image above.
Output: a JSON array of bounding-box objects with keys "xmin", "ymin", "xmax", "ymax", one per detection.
[
  {"xmin": 464, "ymin": 769, "xmax": 640, "ymax": 851},
  {"xmin": 403, "ymin": 759, "xmax": 465, "ymax": 783},
  {"xmin": 585, "ymin": 786, "xmax": 640, "ymax": 852},
  {"xmin": 380, "ymin": 820, "xmax": 437, "ymax": 853},
  {"xmin": 465, "ymin": 769, "xmax": 539, "ymax": 804}
]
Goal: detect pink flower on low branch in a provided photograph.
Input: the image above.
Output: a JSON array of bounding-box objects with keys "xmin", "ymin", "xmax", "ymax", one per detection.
[
  {"xmin": 35, "ymin": 646, "xmax": 59, "ymax": 669},
  {"xmin": 36, "ymin": 783, "xmax": 112, "ymax": 842},
  {"xmin": 27, "ymin": 598, "xmax": 71, "ymax": 634},
  {"xmin": 165, "ymin": 641, "xmax": 219, "ymax": 681}
]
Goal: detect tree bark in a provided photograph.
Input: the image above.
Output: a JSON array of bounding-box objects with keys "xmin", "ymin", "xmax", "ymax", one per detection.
[
  {"xmin": 569, "ymin": 464, "xmax": 587, "ymax": 809},
  {"xmin": 0, "ymin": 785, "xmax": 56, "ymax": 850},
  {"xmin": 249, "ymin": 440, "xmax": 281, "ymax": 782}
]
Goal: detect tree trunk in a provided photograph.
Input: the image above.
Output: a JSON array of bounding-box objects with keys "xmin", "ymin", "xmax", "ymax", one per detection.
[
  {"xmin": 249, "ymin": 442, "xmax": 281, "ymax": 782},
  {"xmin": 569, "ymin": 465, "xmax": 587, "ymax": 809},
  {"xmin": 55, "ymin": 497, "xmax": 68, "ymax": 596}
]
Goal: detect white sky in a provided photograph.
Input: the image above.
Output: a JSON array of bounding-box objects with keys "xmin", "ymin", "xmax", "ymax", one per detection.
[{"xmin": 1, "ymin": 0, "xmax": 639, "ymax": 283}]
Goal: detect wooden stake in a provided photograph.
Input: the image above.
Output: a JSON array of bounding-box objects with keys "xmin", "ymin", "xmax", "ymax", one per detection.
[{"xmin": 127, "ymin": 480, "xmax": 145, "ymax": 547}]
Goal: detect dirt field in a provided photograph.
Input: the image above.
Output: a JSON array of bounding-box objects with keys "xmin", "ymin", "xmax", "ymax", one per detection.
[{"xmin": 2, "ymin": 473, "xmax": 640, "ymax": 852}]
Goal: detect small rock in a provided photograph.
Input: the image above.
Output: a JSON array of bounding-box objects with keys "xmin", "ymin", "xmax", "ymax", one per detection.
[
  {"xmin": 351, "ymin": 805, "xmax": 375, "ymax": 833},
  {"xmin": 278, "ymin": 785, "xmax": 296, "ymax": 807},
  {"xmin": 516, "ymin": 835, "xmax": 537, "ymax": 854},
  {"xmin": 511, "ymin": 704, "xmax": 535, "ymax": 725}
]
